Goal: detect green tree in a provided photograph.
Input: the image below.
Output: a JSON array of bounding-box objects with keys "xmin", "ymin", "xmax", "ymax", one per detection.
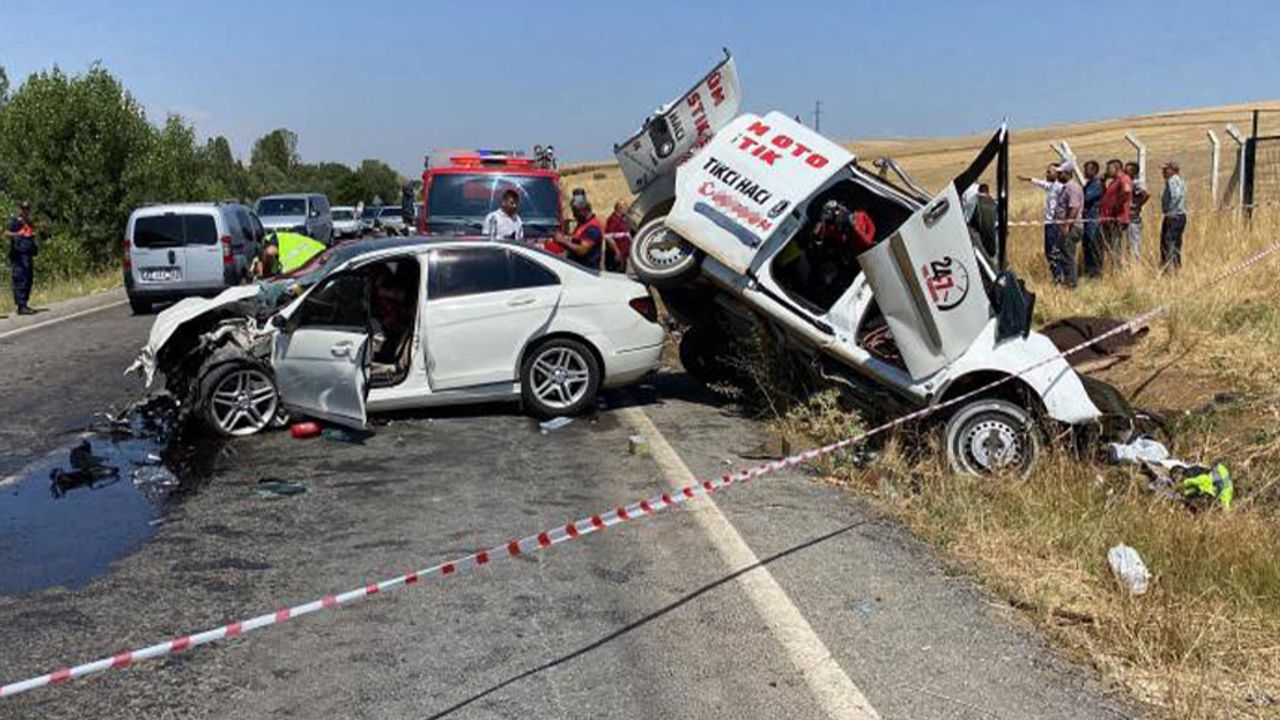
[
  {"xmin": 355, "ymin": 159, "xmax": 403, "ymax": 207},
  {"xmin": 122, "ymin": 114, "xmax": 211, "ymax": 209},
  {"xmin": 0, "ymin": 64, "xmax": 153, "ymax": 265},
  {"xmin": 205, "ymin": 135, "xmax": 250, "ymax": 201},
  {"xmin": 250, "ymin": 128, "xmax": 299, "ymax": 174}
]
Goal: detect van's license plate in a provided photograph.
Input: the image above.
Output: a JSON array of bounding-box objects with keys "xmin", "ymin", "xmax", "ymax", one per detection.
[{"xmin": 142, "ymin": 268, "xmax": 180, "ymax": 282}]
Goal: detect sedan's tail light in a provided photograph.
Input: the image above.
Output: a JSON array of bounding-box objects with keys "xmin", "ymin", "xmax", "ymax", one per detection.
[
  {"xmin": 220, "ymin": 235, "xmax": 233, "ymax": 266},
  {"xmin": 122, "ymin": 237, "xmax": 132, "ymax": 272},
  {"xmin": 629, "ymin": 296, "xmax": 658, "ymax": 323}
]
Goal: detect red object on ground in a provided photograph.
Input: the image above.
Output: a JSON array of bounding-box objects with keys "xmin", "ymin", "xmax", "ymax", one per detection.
[{"xmin": 290, "ymin": 422, "xmax": 321, "ymax": 439}]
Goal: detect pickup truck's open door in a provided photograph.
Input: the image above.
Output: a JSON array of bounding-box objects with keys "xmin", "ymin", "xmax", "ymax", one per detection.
[
  {"xmin": 614, "ymin": 51, "xmax": 742, "ymax": 202},
  {"xmin": 857, "ymin": 125, "xmax": 1009, "ymax": 380}
]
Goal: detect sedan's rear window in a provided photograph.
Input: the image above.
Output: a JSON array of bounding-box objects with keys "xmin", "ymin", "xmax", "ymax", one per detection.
[{"xmin": 133, "ymin": 214, "xmax": 218, "ymax": 247}]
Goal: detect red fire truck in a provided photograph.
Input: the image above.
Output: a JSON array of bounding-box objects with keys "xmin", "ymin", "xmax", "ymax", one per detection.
[{"xmin": 418, "ymin": 149, "xmax": 563, "ymax": 240}]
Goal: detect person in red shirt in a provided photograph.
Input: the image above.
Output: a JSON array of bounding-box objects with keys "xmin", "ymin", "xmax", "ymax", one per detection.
[
  {"xmin": 603, "ymin": 200, "xmax": 632, "ymax": 273},
  {"xmin": 1099, "ymin": 159, "xmax": 1132, "ymax": 270}
]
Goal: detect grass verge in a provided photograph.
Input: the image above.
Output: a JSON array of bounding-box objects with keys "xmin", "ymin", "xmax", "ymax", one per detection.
[
  {"xmin": 0, "ymin": 265, "xmax": 121, "ymax": 316},
  {"xmin": 766, "ymin": 209, "xmax": 1280, "ymax": 719}
]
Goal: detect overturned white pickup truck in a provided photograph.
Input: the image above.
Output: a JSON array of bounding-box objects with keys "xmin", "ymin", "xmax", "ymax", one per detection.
[{"xmin": 616, "ymin": 53, "xmax": 1118, "ymax": 475}]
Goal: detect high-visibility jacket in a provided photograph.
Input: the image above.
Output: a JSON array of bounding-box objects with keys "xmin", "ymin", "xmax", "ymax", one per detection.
[
  {"xmin": 1180, "ymin": 462, "xmax": 1232, "ymax": 509},
  {"xmin": 274, "ymin": 232, "xmax": 326, "ymax": 273}
]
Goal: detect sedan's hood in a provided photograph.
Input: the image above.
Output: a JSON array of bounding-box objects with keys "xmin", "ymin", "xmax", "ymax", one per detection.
[
  {"xmin": 127, "ymin": 285, "xmax": 264, "ymax": 387},
  {"xmin": 261, "ymin": 215, "xmax": 307, "ymax": 229}
]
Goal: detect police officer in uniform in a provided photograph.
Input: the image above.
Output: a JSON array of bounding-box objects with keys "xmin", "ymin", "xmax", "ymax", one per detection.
[{"xmin": 4, "ymin": 202, "xmax": 38, "ymax": 315}]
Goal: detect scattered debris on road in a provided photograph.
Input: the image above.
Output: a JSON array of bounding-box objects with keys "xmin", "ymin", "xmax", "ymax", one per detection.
[
  {"xmin": 539, "ymin": 417, "xmax": 573, "ymax": 434},
  {"xmin": 290, "ymin": 421, "xmax": 322, "ymax": 439},
  {"xmin": 254, "ymin": 478, "xmax": 308, "ymax": 499}
]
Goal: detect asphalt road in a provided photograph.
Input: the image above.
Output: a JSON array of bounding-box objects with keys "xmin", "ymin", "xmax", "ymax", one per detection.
[{"xmin": 0, "ymin": 295, "xmax": 1141, "ymax": 719}]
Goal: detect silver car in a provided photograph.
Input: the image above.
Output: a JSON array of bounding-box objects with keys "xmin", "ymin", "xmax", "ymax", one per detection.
[
  {"xmin": 255, "ymin": 193, "xmax": 334, "ymax": 245},
  {"xmin": 123, "ymin": 202, "xmax": 263, "ymax": 314},
  {"xmin": 331, "ymin": 206, "xmax": 363, "ymax": 239}
]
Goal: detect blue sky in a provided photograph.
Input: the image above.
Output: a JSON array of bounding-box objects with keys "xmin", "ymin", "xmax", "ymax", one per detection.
[{"xmin": 3, "ymin": 0, "xmax": 1278, "ymax": 175}]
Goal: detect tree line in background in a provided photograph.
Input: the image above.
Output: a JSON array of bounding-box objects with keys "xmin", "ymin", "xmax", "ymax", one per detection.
[{"xmin": 0, "ymin": 63, "xmax": 403, "ymax": 279}]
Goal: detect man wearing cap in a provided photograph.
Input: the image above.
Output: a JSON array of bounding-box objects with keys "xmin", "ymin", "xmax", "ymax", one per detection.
[
  {"xmin": 4, "ymin": 201, "xmax": 38, "ymax": 314},
  {"xmin": 1051, "ymin": 161, "xmax": 1083, "ymax": 288},
  {"xmin": 1160, "ymin": 160, "xmax": 1187, "ymax": 271}
]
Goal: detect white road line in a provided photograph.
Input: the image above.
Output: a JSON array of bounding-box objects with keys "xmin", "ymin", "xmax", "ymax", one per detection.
[
  {"xmin": 0, "ymin": 300, "xmax": 128, "ymax": 341},
  {"xmin": 620, "ymin": 406, "xmax": 881, "ymax": 720}
]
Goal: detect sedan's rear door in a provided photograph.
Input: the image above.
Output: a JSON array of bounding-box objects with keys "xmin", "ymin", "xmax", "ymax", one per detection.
[
  {"xmin": 423, "ymin": 246, "xmax": 561, "ymax": 390},
  {"xmin": 273, "ymin": 271, "xmax": 371, "ymax": 428}
]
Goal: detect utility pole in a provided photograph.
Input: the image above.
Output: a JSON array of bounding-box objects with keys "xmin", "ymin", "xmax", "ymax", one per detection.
[{"xmin": 813, "ymin": 100, "xmax": 823, "ymax": 133}]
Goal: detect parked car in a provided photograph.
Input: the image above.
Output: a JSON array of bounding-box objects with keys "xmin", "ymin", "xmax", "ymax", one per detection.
[
  {"xmin": 617, "ymin": 54, "xmax": 1119, "ymax": 476},
  {"xmin": 255, "ymin": 193, "xmax": 334, "ymax": 245},
  {"xmin": 128, "ymin": 238, "xmax": 665, "ymax": 437},
  {"xmin": 376, "ymin": 206, "xmax": 408, "ymax": 236},
  {"xmin": 331, "ymin": 205, "xmax": 362, "ymax": 239},
  {"xmin": 123, "ymin": 202, "xmax": 263, "ymax": 314},
  {"xmin": 360, "ymin": 205, "xmax": 380, "ymax": 234}
]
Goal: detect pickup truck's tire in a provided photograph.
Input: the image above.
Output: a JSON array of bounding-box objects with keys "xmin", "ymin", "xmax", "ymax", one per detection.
[
  {"xmin": 629, "ymin": 216, "xmax": 701, "ymax": 287},
  {"xmin": 678, "ymin": 326, "xmax": 736, "ymax": 386},
  {"xmin": 943, "ymin": 399, "xmax": 1039, "ymax": 477},
  {"xmin": 521, "ymin": 337, "xmax": 601, "ymax": 418},
  {"xmin": 197, "ymin": 358, "xmax": 280, "ymax": 437},
  {"xmin": 128, "ymin": 297, "xmax": 152, "ymax": 315}
]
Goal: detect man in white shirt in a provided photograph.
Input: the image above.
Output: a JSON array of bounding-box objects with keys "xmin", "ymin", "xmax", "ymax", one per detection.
[
  {"xmin": 1019, "ymin": 163, "xmax": 1063, "ymax": 277},
  {"xmin": 483, "ymin": 189, "xmax": 524, "ymax": 241}
]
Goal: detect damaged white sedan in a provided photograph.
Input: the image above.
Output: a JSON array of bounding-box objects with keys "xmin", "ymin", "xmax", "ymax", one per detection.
[
  {"xmin": 616, "ymin": 53, "xmax": 1122, "ymax": 475},
  {"xmin": 129, "ymin": 238, "xmax": 665, "ymax": 437}
]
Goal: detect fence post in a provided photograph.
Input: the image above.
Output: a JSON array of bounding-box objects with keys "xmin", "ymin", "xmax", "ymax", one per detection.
[
  {"xmin": 1050, "ymin": 141, "xmax": 1084, "ymax": 184},
  {"xmin": 1206, "ymin": 130, "xmax": 1221, "ymax": 208},
  {"xmin": 1226, "ymin": 123, "xmax": 1247, "ymax": 211},
  {"xmin": 1125, "ymin": 132, "xmax": 1147, "ymax": 186}
]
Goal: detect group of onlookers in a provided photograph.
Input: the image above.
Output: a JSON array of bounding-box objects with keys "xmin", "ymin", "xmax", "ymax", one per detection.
[
  {"xmin": 483, "ymin": 191, "xmax": 633, "ymax": 272},
  {"xmin": 1020, "ymin": 157, "xmax": 1187, "ymax": 288}
]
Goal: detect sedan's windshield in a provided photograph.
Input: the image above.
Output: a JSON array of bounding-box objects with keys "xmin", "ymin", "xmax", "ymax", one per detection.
[
  {"xmin": 380, "ymin": 207, "xmax": 403, "ymax": 218},
  {"xmin": 256, "ymin": 198, "xmax": 307, "ymax": 217},
  {"xmin": 361, "ymin": 207, "xmax": 380, "ymax": 220},
  {"xmin": 425, "ymin": 174, "xmax": 559, "ymax": 236},
  {"xmin": 332, "ymin": 209, "xmax": 355, "ymax": 221}
]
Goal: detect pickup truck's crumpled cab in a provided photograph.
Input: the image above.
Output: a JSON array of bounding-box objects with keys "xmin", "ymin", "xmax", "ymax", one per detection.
[{"xmin": 619, "ymin": 53, "xmax": 1111, "ymax": 475}]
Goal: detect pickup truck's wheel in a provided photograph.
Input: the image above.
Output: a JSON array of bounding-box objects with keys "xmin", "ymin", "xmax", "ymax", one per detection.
[
  {"xmin": 629, "ymin": 216, "xmax": 700, "ymax": 287},
  {"xmin": 678, "ymin": 326, "xmax": 732, "ymax": 386},
  {"xmin": 128, "ymin": 297, "xmax": 152, "ymax": 314},
  {"xmin": 198, "ymin": 360, "xmax": 280, "ymax": 437},
  {"xmin": 944, "ymin": 399, "xmax": 1039, "ymax": 477},
  {"xmin": 521, "ymin": 338, "xmax": 601, "ymax": 418}
]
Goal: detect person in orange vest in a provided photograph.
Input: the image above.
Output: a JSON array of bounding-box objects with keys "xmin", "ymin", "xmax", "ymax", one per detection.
[
  {"xmin": 4, "ymin": 201, "xmax": 38, "ymax": 315},
  {"xmin": 556, "ymin": 197, "xmax": 604, "ymax": 269}
]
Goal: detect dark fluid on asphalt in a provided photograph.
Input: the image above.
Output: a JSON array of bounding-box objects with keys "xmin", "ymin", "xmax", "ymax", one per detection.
[{"xmin": 0, "ymin": 403, "xmax": 201, "ymax": 594}]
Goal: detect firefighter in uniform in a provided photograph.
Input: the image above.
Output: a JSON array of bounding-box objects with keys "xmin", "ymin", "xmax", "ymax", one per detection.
[{"xmin": 4, "ymin": 202, "xmax": 38, "ymax": 315}]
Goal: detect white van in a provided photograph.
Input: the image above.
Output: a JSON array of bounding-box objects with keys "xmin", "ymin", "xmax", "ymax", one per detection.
[{"xmin": 124, "ymin": 203, "xmax": 263, "ymax": 314}]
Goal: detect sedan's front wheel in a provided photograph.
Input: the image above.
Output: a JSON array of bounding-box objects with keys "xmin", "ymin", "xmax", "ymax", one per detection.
[
  {"xmin": 521, "ymin": 338, "xmax": 601, "ymax": 418},
  {"xmin": 199, "ymin": 361, "xmax": 280, "ymax": 437}
]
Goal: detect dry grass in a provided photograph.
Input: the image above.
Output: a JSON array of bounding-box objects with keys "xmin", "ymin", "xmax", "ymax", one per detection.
[
  {"xmin": 574, "ymin": 102, "xmax": 1280, "ymax": 718},
  {"xmin": 0, "ymin": 265, "xmax": 120, "ymax": 316}
]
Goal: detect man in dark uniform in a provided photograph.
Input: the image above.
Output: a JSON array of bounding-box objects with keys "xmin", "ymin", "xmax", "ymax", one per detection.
[{"xmin": 5, "ymin": 202, "xmax": 38, "ymax": 315}]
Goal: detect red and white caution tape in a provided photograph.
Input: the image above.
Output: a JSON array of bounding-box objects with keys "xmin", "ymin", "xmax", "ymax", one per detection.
[{"xmin": 4, "ymin": 239, "xmax": 1280, "ymax": 700}]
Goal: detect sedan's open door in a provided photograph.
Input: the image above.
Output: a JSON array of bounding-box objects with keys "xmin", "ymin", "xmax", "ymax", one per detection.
[
  {"xmin": 857, "ymin": 126, "xmax": 1009, "ymax": 380},
  {"xmin": 272, "ymin": 271, "xmax": 371, "ymax": 428}
]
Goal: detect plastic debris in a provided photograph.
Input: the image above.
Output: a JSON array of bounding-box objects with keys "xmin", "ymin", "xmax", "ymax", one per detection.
[
  {"xmin": 320, "ymin": 427, "xmax": 364, "ymax": 444},
  {"xmin": 1106, "ymin": 437, "xmax": 1171, "ymax": 465},
  {"xmin": 1178, "ymin": 462, "xmax": 1233, "ymax": 510},
  {"xmin": 254, "ymin": 478, "xmax": 308, "ymax": 499},
  {"xmin": 1107, "ymin": 544, "xmax": 1151, "ymax": 596},
  {"xmin": 290, "ymin": 421, "xmax": 322, "ymax": 439},
  {"xmin": 628, "ymin": 435, "xmax": 649, "ymax": 456},
  {"xmin": 131, "ymin": 465, "xmax": 179, "ymax": 489},
  {"xmin": 539, "ymin": 417, "xmax": 573, "ymax": 434}
]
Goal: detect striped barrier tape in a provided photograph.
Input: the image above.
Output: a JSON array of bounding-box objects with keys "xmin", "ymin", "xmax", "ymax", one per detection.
[{"xmin": 4, "ymin": 238, "xmax": 1280, "ymax": 700}]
